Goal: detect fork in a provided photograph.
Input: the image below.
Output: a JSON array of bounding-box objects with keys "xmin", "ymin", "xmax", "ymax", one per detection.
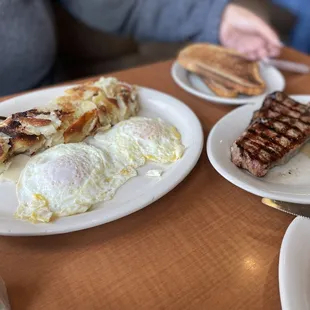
[{"xmin": 262, "ymin": 58, "xmax": 310, "ymax": 74}]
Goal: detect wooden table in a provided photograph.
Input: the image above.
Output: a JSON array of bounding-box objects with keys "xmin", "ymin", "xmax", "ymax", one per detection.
[{"xmin": 0, "ymin": 47, "xmax": 310, "ymax": 310}]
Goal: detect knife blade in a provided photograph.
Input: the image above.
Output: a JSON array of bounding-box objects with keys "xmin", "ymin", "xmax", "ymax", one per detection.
[
  {"xmin": 262, "ymin": 198, "xmax": 310, "ymax": 218},
  {"xmin": 262, "ymin": 58, "xmax": 310, "ymax": 74}
]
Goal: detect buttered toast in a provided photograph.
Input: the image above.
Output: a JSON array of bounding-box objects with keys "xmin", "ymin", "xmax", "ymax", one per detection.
[{"xmin": 177, "ymin": 43, "xmax": 266, "ymax": 98}]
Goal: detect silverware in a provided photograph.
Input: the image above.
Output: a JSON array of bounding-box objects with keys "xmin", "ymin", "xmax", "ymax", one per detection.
[
  {"xmin": 0, "ymin": 277, "xmax": 10, "ymax": 310},
  {"xmin": 262, "ymin": 198, "xmax": 310, "ymax": 218},
  {"xmin": 263, "ymin": 58, "xmax": 310, "ymax": 74}
]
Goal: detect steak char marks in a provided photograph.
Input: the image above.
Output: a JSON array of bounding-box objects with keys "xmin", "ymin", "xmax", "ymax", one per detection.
[{"xmin": 231, "ymin": 92, "xmax": 310, "ymax": 177}]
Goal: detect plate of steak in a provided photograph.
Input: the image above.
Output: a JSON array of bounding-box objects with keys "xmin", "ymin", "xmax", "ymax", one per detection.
[{"xmin": 207, "ymin": 92, "xmax": 310, "ymax": 204}]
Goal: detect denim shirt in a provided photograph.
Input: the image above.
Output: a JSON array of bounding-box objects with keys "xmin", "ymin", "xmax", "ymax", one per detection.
[
  {"xmin": 0, "ymin": 0, "xmax": 229, "ymax": 96},
  {"xmin": 273, "ymin": 0, "xmax": 310, "ymax": 53}
]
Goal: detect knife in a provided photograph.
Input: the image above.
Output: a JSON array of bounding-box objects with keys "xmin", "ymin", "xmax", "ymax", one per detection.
[
  {"xmin": 262, "ymin": 198, "xmax": 310, "ymax": 218},
  {"xmin": 262, "ymin": 58, "xmax": 310, "ymax": 74}
]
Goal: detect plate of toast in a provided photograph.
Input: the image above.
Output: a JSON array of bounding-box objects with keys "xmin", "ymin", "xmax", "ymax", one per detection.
[
  {"xmin": 172, "ymin": 43, "xmax": 285, "ymax": 105},
  {"xmin": 207, "ymin": 91, "xmax": 310, "ymax": 204}
]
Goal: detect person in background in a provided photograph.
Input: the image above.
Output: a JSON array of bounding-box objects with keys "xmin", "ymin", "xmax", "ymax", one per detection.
[
  {"xmin": 272, "ymin": 0, "xmax": 310, "ymax": 53},
  {"xmin": 0, "ymin": 0, "xmax": 281, "ymax": 96}
]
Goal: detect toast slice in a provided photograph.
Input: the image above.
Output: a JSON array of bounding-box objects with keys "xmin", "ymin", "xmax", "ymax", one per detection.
[
  {"xmin": 204, "ymin": 77, "xmax": 238, "ymax": 98},
  {"xmin": 201, "ymin": 70, "xmax": 239, "ymax": 98},
  {"xmin": 177, "ymin": 43, "xmax": 266, "ymax": 97}
]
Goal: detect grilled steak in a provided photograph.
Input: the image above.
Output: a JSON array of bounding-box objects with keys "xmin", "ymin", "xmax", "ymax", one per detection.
[{"xmin": 231, "ymin": 91, "xmax": 310, "ymax": 177}]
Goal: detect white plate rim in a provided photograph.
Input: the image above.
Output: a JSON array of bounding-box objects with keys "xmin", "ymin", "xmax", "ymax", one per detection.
[
  {"xmin": 279, "ymin": 216, "xmax": 310, "ymax": 310},
  {"xmin": 207, "ymin": 95, "xmax": 310, "ymax": 204},
  {"xmin": 171, "ymin": 61, "xmax": 286, "ymax": 105},
  {"xmin": 0, "ymin": 86, "xmax": 204, "ymax": 236}
]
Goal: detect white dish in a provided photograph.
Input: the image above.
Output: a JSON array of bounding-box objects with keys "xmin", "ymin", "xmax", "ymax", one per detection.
[
  {"xmin": 171, "ymin": 61, "xmax": 285, "ymax": 105},
  {"xmin": 279, "ymin": 216, "xmax": 310, "ymax": 310},
  {"xmin": 0, "ymin": 86, "xmax": 203, "ymax": 236},
  {"xmin": 207, "ymin": 95, "xmax": 310, "ymax": 204}
]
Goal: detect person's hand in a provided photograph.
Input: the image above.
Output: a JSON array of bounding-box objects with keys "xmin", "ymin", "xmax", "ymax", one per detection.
[{"xmin": 219, "ymin": 4, "xmax": 282, "ymax": 60}]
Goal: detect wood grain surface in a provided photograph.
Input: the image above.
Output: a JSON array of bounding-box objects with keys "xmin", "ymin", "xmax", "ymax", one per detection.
[{"xmin": 0, "ymin": 47, "xmax": 310, "ymax": 310}]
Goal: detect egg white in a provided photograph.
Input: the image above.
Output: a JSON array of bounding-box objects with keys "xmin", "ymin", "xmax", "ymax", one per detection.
[
  {"xmin": 92, "ymin": 117, "xmax": 184, "ymax": 165},
  {"xmin": 15, "ymin": 143, "xmax": 137, "ymax": 223}
]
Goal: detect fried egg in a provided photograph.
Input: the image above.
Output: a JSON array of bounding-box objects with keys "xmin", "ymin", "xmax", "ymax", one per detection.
[
  {"xmin": 91, "ymin": 117, "xmax": 184, "ymax": 165},
  {"xmin": 15, "ymin": 117, "xmax": 184, "ymax": 223},
  {"xmin": 15, "ymin": 143, "xmax": 136, "ymax": 223}
]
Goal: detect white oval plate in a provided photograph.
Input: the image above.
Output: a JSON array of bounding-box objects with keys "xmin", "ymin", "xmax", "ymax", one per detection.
[
  {"xmin": 279, "ymin": 216, "xmax": 310, "ymax": 310},
  {"xmin": 207, "ymin": 95, "xmax": 310, "ymax": 204},
  {"xmin": 171, "ymin": 61, "xmax": 285, "ymax": 105},
  {"xmin": 0, "ymin": 86, "xmax": 203, "ymax": 236}
]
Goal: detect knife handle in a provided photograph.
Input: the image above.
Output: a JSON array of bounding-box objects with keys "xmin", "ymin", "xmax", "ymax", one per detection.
[{"xmin": 263, "ymin": 58, "xmax": 310, "ymax": 74}]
